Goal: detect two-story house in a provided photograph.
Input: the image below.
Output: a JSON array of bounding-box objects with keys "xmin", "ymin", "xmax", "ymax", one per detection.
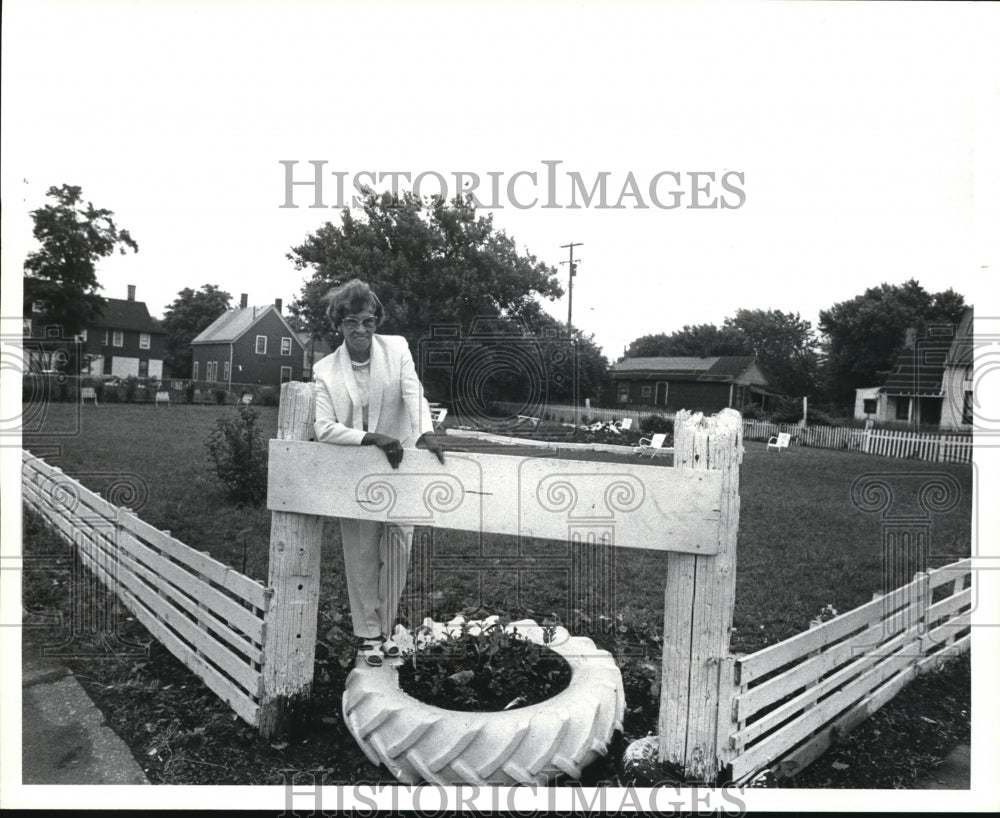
[
  {"xmin": 191, "ymin": 296, "xmax": 306, "ymax": 388},
  {"xmin": 855, "ymin": 308, "xmax": 974, "ymax": 431},
  {"xmin": 24, "ymin": 282, "xmax": 166, "ymax": 379}
]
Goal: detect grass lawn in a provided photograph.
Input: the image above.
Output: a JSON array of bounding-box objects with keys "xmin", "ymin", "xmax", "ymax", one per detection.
[
  {"xmin": 19, "ymin": 401, "xmax": 974, "ymax": 786},
  {"xmin": 21, "ymin": 402, "xmax": 973, "ymax": 656}
]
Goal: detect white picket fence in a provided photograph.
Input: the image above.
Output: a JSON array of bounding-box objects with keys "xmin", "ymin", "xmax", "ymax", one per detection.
[
  {"xmin": 725, "ymin": 559, "xmax": 972, "ymax": 783},
  {"xmin": 741, "ymin": 419, "xmax": 973, "ymax": 464},
  {"xmin": 22, "ymin": 451, "xmax": 270, "ymax": 726}
]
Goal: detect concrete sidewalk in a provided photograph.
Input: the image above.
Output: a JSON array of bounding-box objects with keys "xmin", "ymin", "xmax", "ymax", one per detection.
[{"xmin": 22, "ymin": 655, "xmax": 148, "ymax": 785}]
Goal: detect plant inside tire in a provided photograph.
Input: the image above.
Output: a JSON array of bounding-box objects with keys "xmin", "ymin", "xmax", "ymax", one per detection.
[{"xmin": 342, "ymin": 619, "xmax": 625, "ymax": 786}]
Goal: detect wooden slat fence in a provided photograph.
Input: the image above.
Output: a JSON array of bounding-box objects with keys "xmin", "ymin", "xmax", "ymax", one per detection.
[
  {"xmin": 742, "ymin": 419, "xmax": 972, "ymax": 464},
  {"xmin": 723, "ymin": 558, "xmax": 972, "ymax": 784},
  {"xmin": 22, "ymin": 451, "xmax": 270, "ymax": 727}
]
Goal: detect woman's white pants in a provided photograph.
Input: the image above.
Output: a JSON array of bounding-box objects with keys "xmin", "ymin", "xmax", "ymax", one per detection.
[{"xmin": 339, "ymin": 519, "xmax": 412, "ymax": 639}]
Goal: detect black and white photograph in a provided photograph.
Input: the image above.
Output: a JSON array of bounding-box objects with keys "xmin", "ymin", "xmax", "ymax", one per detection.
[{"xmin": 2, "ymin": 0, "xmax": 998, "ymax": 813}]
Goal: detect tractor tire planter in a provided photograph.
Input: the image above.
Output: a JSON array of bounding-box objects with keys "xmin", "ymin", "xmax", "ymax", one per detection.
[{"xmin": 342, "ymin": 619, "xmax": 625, "ymax": 786}]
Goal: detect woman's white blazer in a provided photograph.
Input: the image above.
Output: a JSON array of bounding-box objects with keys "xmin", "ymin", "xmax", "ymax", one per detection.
[{"xmin": 312, "ymin": 334, "xmax": 433, "ymax": 447}]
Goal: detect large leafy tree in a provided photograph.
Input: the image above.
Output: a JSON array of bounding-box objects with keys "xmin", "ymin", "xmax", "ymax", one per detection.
[
  {"xmin": 818, "ymin": 279, "xmax": 967, "ymax": 407},
  {"xmin": 161, "ymin": 285, "xmax": 232, "ymax": 377},
  {"xmin": 623, "ymin": 324, "xmax": 752, "ymax": 359},
  {"xmin": 725, "ymin": 309, "xmax": 820, "ymax": 397},
  {"xmin": 289, "ymin": 190, "xmax": 567, "ymax": 402},
  {"xmin": 23, "ymin": 184, "xmax": 138, "ymax": 335}
]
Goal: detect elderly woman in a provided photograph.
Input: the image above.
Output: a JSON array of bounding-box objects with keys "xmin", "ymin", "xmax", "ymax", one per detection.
[{"xmin": 312, "ymin": 279, "xmax": 445, "ymax": 667}]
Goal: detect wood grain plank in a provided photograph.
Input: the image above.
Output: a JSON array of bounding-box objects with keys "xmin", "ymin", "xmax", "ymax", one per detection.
[{"xmin": 267, "ymin": 440, "xmax": 722, "ymax": 553}]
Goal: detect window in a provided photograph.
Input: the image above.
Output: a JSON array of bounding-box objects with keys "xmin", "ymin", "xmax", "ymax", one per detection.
[
  {"xmin": 280, "ymin": 366, "xmax": 292, "ymax": 384},
  {"xmin": 895, "ymin": 397, "xmax": 910, "ymax": 421},
  {"xmin": 223, "ymin": 361, "xmax": 231, "ymax": 381},
  {"xmin": 255, "ymin": 335, "xmax": 267, "ymax": 354},
  {"xmin": 281, "ymin": 337, "xmax": 292, "ymax": 356},
  {"xmin": 962, "ymin": 391, "xmax": 973, "ymax": 425},
  {"xmin": 76, "ymin": 329, "xmax": 88, "ymax": 343},
  {"xmin": 863, "ymin": 398, "xmax": 877, "ymax": 415},
  {"xmin": 139, "ymin": 360, "xmax": 149, "ymax": 377},
  {"xmin": 193, "ymin": 361, "xmax": 200, "ymax": 380},
  {"xmin": 641, "ymin": 385, "xmax": 652, "ymax": 398},
  {"xmin": 139, "ymin": 333, "xmax": 150, "ymax": 349},
  {"xmin": 618, "ymin": 384, "xmax": 629, "ymax": 404},
  {"xmin": 655, "ymin": 382, "xmax": 668, "ymax": 405},
  {"xmin": 112, "ymin": 330, "xmax": 124, "ymax": 347},
  {"xmin": 103, "ymin": 329, "xmax": 109, "ymax": 346}
]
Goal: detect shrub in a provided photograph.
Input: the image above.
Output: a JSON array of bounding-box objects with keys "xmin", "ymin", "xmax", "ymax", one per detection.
[
  {"xmin": 185, "ymin": 382, "xmax": 196, "ymax": 404},
  {"xmin": 255, "ymin": 390, "xmax": 280, "ymax": 407},
  {"xmin": 205, "ymin": 404, "xmax": 268, "ymax": 506},
  {"xmin": 640, "ymin": 414, "xmax": 673, "ymax": 434},
  {"xmin": 123, "ymin": 377, "xmax": 139, "ymax": 403},
  {"xmin": 214, "ymin": 389, "xmax": 228, "ymax": 405},
  {"xmin": 740, "ymin": 404, "xmax": 765, "ymax": 420}
]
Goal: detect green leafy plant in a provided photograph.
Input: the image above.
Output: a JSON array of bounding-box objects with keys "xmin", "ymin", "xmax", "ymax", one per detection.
[
  {"xmin": 205, "ymin": 404, "xmax": 268, "ymax": 506},
  {"xmin": 397, "ymin": 622, "xmax": 572, "ymax": 712},
  {"xmin": 640, "ymin": 414, "xmax": 673, "ymax": 435}
]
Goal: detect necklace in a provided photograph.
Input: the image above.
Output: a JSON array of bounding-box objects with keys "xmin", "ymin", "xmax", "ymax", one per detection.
[{"xmin": 351, "ymin": 358, "xmax": 370, "ymax": 367}]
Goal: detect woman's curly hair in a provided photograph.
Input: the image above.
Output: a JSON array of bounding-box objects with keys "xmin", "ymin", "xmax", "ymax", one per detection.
[{"xmin": 321, "ymin": 279, "xmax": 384, "ymax": 329}]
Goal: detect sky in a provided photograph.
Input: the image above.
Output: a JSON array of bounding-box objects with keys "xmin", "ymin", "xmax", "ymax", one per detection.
[
  {"xmin": 2, "ymin": 0, "xmax": 997, "ymax": 362},
  {"xmin": 3, "ymin": 1, "xmax": 1000, "ymax": 812}
]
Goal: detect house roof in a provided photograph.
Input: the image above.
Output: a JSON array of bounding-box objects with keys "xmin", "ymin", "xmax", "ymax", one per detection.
[
  {"xmin": 945, "ymin": 307, "xmax": 974, "ymax": 367},
  {"xmin": 192, "ymin": 305, "xmax": 304, "ymax": 346},
  {"xmin": 296, "ymin": 331, "xmax": 335, "ymax": 357},
  {"xmin": 878, "ymin": 339, "xmax": 952, "ymax": 396},
  {"xmin": 89, "ymin": 298, "xmax": 164, "ymax": 333},
  {"xmin": 610, "ymin": 355, "xmax": 758, "ymax": 382}
]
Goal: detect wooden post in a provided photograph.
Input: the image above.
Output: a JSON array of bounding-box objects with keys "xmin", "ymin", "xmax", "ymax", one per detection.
[
  {"xmin": 259, "ymin": 382, "xmax": 325, "ymax": 738},
  {"xmin": 658, "ymin": 408, "xmax": 742, "ymax": 782}
]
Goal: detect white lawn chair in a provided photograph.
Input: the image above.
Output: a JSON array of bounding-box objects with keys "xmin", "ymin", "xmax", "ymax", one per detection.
[
  {"xmin": 637, "ymin": 433, "xmax": 668, "ymax": 457},
  {"xmin": 429, "ymin": 406, "xmax": 448, "ymax": 430},
  {"xmin": 614, "ymin": 418, "xmax": 633, "ymax": 432},
  {"xmin": 767, "ymin": 432, "xmax": 791, "ymax": 452},
  {"xmin": 154, "ymin": 390, "xmax": 170, "ymax": 406},
  {"xmin": 80, "ymin": 386, "xmax": 98, "ymax": 406}
]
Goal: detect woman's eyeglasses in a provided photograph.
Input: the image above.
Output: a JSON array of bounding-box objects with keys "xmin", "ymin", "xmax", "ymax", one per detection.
[{"xmin": 341, "ymin": 317, "xmax": 377, "ymax": 331}]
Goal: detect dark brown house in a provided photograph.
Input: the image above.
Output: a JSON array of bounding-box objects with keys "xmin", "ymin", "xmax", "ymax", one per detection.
[
  {"xmin": 25, "ymin": 283, "xmax": 166, "ymax": 379},
  {"xmin": 609, "ymin": 355, "xmax": 781, "ymax": 413},
  {"xmin": 191, "ymin": 296, "xmax": 305, "ymax": 389}
]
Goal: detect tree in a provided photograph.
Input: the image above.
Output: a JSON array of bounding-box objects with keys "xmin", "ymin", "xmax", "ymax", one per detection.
[
  {"xmin": 23, "ymin": 184, "xmax": 138, "ymax": 335},
  {"xmin": 623, "ymin": 324, "xmax": 752, "ymax": 359},
  {"xmin": 818, "ymin": 279, "xmax": 967, "ymax": 407},
  {"xmin": 161, "ymin": 285, "xmax": 232, "ymax": 377},
  {"xmin": 289, "ymin": 189, "xmax": 565, "ymax": 401},
  {"xmin": 725, "ymin": 309, "xmax": 820, "ymax": 397}
]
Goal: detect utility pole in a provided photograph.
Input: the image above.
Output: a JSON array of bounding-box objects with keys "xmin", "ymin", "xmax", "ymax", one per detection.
[
  {"xmin": 560, "ymin": 242, "xmax": 583, "ymax": 335},
  {"xmin": 560, "ymin": 242, "xmax": 583, "ymax": 427}
]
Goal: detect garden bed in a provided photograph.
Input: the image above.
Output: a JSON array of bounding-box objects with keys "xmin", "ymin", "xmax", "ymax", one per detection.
[{"xmin": 21, "ymin": 506, "xmax": 971, "ymax": 787}]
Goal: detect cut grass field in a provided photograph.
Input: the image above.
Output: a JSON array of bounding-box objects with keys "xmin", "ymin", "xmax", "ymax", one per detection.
[
  {"xmin": 19, "ymin": 401, "xmax": 974, "ymax": 786},
  {"xmin": 21, "ymin": 402, "xmax": 973, "ymax": 654}
]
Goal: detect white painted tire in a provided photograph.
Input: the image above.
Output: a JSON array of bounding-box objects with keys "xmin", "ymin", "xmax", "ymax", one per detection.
[{"xmin": 342, "ymin": 620, "xmax": 625, "ymax": 786}]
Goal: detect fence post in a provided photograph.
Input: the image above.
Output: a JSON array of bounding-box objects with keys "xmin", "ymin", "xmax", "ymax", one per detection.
[
  {"xmin": 658, "ymin": 408, "xmax": 742, "ymax": 782},
  {"xmin": 259, "ymin": 382, "xmax": 325, "ymax": 738}
]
